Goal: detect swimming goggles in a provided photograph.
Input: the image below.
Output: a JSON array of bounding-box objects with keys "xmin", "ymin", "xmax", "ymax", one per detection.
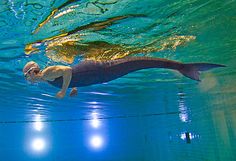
[{"xmin": 24, "ymin": 67, "xmax": 37, "ymax": 77}]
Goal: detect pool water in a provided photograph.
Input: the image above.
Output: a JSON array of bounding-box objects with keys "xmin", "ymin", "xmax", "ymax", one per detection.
[{"xmin": 0, "ymin": 0, "xmax": 236, "ymax": 161}]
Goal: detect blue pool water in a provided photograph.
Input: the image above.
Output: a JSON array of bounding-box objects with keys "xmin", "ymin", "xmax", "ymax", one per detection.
[{"xmin": 0, "ymin": 0, "xmax": 236, "ymax": 161}]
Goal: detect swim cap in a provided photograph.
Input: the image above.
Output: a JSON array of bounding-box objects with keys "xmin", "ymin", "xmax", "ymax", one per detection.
[{"xmin": 23, "ymin": 61, "xmax": 39, "ymax": 75}]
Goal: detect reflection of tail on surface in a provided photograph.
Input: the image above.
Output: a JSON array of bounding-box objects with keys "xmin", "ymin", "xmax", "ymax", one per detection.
[{"xmin": 179, "ymin": 63, "xmax": 226, "ymax": 81}]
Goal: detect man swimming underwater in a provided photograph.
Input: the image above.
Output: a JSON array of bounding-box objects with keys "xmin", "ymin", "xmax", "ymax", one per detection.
[{"xmin": 23, "ymin": 57, "xmax": 225, "ymax": 98}]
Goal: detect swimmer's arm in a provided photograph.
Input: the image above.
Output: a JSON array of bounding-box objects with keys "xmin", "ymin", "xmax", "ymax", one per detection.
[{"xmin": 41, "ymin": 66, "xmax": 72, "ymax": 98}]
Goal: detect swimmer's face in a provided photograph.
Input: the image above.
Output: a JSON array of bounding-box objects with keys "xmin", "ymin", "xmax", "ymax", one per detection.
[{"xmin": 24, "ymin": 67, "xmax": 40, "ymax": 82}]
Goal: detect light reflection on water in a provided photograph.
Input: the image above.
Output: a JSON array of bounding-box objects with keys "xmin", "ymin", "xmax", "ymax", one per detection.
[
  {"xmin": 177, "ymin": 91, "xmax": 190, "ymax": 123},
  {"xmin": 87, "ymin": 107, "xmax": 106, "ymax": 150},
  {"xmin": 0, "ymin": 0, "xmax": 235, "ymax": 160},
  {"xmin": 33, "ymin": 114, "xmax": 43, "ymax": 131},
  {"xmin": 27, "ymin": 105, "xmax": 107, "ymax": 154},
  {"xmin": 90, "ymin": 111, "xmax": 101, "ymax": 129},
  {"xmin": 29, "ymin": 114, "xmax": 47, "ymax": 154}
]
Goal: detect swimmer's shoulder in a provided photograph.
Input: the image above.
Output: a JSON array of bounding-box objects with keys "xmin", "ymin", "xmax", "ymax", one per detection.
[
  {"xmin": 43, "ymin": 65, "xmax": 71, "ymax": 72},
  {"xmin": 41, "ymin": 65, "xmax": 72, "ymax": 81}
]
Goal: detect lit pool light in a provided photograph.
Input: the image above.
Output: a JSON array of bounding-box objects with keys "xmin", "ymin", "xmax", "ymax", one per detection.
[
  {"xmin": 32, "ymin": 138, "xmax": 46, "ymax": 152},
  {"xmin": 90, "ymin": 135, "xmax": 103, "ymax": 149}
]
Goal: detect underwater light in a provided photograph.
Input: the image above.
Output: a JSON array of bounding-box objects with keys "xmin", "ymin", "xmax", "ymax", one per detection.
[
  {"xmin": 180, "ymin": 132, "xmax": 198, "ymax": 144},
  {"xmin": 90, "ymin": 135, "xmax": 103, "ymax": 149},
  {"xmin": 32, "ymin": 138, "xmax": 45, "ymax": 152}
]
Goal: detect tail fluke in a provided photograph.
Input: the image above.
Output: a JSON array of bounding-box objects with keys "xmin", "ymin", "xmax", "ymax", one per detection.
[{"xmin": 179, "ymin": 63, "xmax": 226, "ymax": 81}]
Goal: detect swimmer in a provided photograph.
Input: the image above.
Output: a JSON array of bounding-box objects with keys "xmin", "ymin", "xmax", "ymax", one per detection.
[{"xmin": 23, "ymin": 57, "xmax": 225, "ymax": 98}]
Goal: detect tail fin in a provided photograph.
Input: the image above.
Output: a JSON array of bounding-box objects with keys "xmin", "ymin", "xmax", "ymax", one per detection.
[{"xmin": 179, "ymin": 63, "xmax": 226, "ymax": 81}]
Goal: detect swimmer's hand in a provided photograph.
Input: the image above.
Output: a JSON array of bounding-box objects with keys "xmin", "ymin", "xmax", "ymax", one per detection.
[
  {"xmin": 69, "ymin": 87, "xmax": 78, "ymax": 97},
  {"xmin": 56, "ymin": 90, "xmax": 66, "ymax": 98}
]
